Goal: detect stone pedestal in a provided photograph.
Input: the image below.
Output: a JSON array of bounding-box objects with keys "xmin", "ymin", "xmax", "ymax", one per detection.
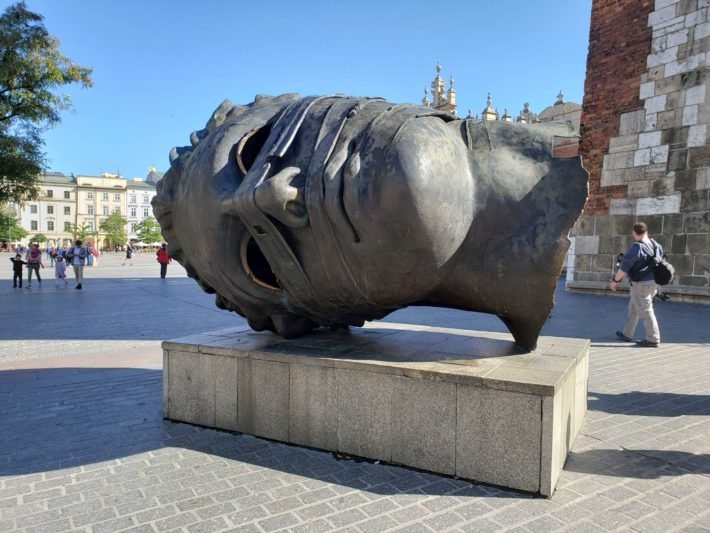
[{"xmin": 162, "ymin": 323, "xmax": 589, "ymax": 496}]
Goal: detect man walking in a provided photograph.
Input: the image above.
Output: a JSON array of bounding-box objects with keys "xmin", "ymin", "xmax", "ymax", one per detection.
[
  {"xmin": 610, "ymin": 222, "xmax": 662, "ymax": 347},
  {"xmin": 67, "ymin": 239, "xmax": 88, "ymax": 290}
]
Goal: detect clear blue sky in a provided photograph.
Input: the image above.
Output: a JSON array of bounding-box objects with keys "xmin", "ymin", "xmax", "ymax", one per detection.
[{"xmin": 9, "ymin": 0, "xmax": 592, "ymax": 181}]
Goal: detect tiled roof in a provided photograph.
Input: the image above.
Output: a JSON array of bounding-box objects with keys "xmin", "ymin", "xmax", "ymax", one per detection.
[
  {"xmin": 126, "ymin": 180, "xmax": 156, "ymax": 190},
  {"xmin": 39, "ymin": 173, "xmax": 75, "ymax": 185}
]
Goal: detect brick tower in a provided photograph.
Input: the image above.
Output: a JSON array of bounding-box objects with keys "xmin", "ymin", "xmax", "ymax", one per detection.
[{"xmin": 569, "ymin": 0, "xmax": 710, "ymax": 301}]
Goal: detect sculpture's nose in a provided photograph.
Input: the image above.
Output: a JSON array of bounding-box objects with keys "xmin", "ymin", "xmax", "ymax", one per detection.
[
  {"xmin": 254, "ymin": 166, "xmax": 309, "ymax": 228},
  {"xmin": 220, "ymin": 166, "xmax": 308, "ymax": 230}
]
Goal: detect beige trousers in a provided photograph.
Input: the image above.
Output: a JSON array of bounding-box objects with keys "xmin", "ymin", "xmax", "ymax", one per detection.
[
  {"xmin": 622, "ymin": 280, "xmax": 660, "ymax": 343},
  {"xmin": 72, "ymin": 264, "xmax": 84, "ymax": 284}
]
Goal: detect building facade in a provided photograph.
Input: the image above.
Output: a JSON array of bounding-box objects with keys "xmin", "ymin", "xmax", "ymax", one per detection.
[
  {"xmin": 75, "ymin": 174, "xmax": 127, "ymax": 248},
  {"xmin": 568, "ymin": 0, "xmax": 710, "ymax": 302},
  {"xmin": 16, "ymin": 173, "xmax": 77, "ymax": 248},
  {"xmin": 10, "ymin": 171, "xmax": 158, "ymax": 250},
  {"xmin": 126, "ymin": 179, "xmax": 158, "ymax": 241}
]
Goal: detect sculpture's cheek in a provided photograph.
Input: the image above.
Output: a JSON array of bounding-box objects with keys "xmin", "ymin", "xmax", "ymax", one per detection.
[{"xmin": 345, "ymin": 117, "xmax": 474, "ymax": 270}]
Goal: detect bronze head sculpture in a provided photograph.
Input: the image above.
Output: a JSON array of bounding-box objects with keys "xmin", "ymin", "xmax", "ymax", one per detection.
[{"xmin": 152, "ymin": 94, "xmax": 587, "ymax": 352}]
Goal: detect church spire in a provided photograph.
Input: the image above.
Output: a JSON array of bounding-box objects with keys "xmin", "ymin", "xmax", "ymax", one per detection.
[{"xmin": 422, "ymin": 86, "xmax": 430, "ymax": 106}]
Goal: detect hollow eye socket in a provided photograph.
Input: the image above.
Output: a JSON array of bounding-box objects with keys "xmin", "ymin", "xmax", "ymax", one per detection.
[
  {"xmin": 236, "ymin": 124, "xmax": 272, "ymax": 175},
  {"xmin": 240, "ymin": 237, "xmax": 280, "ymax": 291}
]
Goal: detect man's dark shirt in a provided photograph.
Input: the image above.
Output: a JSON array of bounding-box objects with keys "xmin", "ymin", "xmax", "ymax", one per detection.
[{"xmin": 620, "ymin": 239, "xmax": 662, "ymax": 282}]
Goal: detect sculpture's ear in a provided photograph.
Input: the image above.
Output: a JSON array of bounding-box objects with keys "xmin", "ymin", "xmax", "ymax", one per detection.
[{"xmin": 254, "ymin": 166, "xmax": 309, "ymax": 228}]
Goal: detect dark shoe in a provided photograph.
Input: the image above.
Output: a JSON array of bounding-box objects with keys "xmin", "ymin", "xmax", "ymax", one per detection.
[
  {"xmin": 616, "ymin": 331, "xmax": 633, "ymax": 342},
  {"xmin": 635, "ymin": 339, "xmax": 659, "ymax": 348},
  {"xmin": 75, "ymin": 283, "xmax": 82, "ymax": 290}
]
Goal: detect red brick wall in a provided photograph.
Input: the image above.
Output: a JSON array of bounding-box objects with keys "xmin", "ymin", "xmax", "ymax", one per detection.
[{"xmin": 581, "ymin": 0, "xmax": 654, "ymax": 215}]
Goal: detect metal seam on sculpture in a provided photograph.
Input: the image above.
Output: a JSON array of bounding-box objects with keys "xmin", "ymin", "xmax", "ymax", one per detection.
[
  {"xmin": 305, "ymin": 99, "xmax": 364, "ymax": 310},
  {"xmin": 320, "ymin": 99, "xmax": 378, "ymax": 309},
  {"xmin": 464, "ymin": 120, "xmax": 474, "ymax": 151},
  {"xmin": 483, "ymin": 120, "xmax": 494, "ymax": 151},
  {"xmin": 306, "ymin": 98, "xmax": 385, "ymax": 310}
]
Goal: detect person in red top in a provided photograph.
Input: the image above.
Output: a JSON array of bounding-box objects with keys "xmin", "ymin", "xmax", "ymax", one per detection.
[
  {"xmin": 25, "ymin": 242, "xmax": 44, "ymax": 288},
  {"xmin": 156, "ymin": 243, "xmax": 172, "ymax": 279}
]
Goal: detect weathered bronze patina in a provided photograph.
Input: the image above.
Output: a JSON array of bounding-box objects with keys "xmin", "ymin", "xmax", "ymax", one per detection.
[{"xmin": 152, "ymin": 94, "xmax": 587, "ymax": 351}]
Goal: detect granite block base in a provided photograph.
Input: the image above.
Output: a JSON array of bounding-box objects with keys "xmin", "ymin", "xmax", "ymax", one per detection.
[{"xmin": 162, "ymin": 322, "xmax": 589, "ymax": 496}]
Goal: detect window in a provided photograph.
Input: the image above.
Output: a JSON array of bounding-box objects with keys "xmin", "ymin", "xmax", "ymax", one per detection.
[
  {"xmin": 64, "ymin": 206, "xmax": 71, "ymax": 215},
  {"xmin": 130, "ymin": 207, "xmax": 137, "ymax": 217},
  {"xmin": 30, "ymin": 205, "xmax": 37, "ymax": 214},
  {"xmin": 87, "ymin": 205, "xmax": 94, "ymax": 215},
  {"xmin": 143, "ymin": 195, "xmax": 150, "ymax": 204},
  {"xmin": 114, "ymin": 193, "xmax": 121, "ymax": 201},
  {"xmin": 46, "ymin": 189, "xmax": 53, "ymax": 198},
  {"xmin": 47, "ymin": 221, "xmax": 54, "ymax": 231},
  {"xmin": 86, "ymin": 221, "xmax": 94, "ymax": 231},
  {"xmin": 130, "ymin": 195, "xmax": 137, "ymax": 204},
  {"xmin": 113, "ymin": 207, "xmax": 120, "ymax": 214},
  {"xmin": 131, "ymin": 223, "xmax": 138, "ymax": 233},
  {"xmin": 102, "ymin": 192, "xmax": 109, "ymax": 201},
  {"xmin": 64, "ymin": 222, "xmax": 71, "ymax": 232},
  {"xmin": 143, "ymin": 208, "xmax": 149, "ymax": 218},
  {"xmin": 31, "ymin": 221, "xmax": 37, "ymax": 230},
  {"xmin": 102, "ymin": 206, "xmax": 109, "ymax": 216},
  {"xmin": 87, "ymin": 191, "xmax": 93, "ymax": 200},
  {"xmin": 64, "ymin": 191, "xmax": 71, "ymax": 199},
  {"xmin": 47, "ymin": 206, "xmax": 54, "ymax": 215}
]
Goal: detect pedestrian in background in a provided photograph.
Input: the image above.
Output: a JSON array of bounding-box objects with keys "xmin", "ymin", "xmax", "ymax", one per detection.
[
  {"xmin": 25, "ymin": 242, "xmax": 44, "ymax": 288},
  {"xmin": 610, "ymin": 221, "xmax": 662, "ymax": 348},
  {"xmin": 122, "ymin": 243, "xmax": 134, "ymax": 266},
  {"xmin": 10, "ymin": 253, "xmax": 25, "ymax": 288},
  {"xmin": 54, "ymin": 256, "xmax": 68, "ymax": 288},
  {"xmin": 67, "ymin": 239, "xmax": 88, "ymax": 290},
  {"xmin": 157, "ymin": 243, "xmax": 171, "ymax": 279}
]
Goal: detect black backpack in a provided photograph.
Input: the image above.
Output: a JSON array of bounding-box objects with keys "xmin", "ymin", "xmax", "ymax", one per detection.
[{"xmin": 652, "ymin": 247, "xmax": 675, "ymax": 285}]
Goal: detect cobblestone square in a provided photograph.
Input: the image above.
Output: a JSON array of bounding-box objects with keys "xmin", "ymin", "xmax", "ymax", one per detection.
[{"xmin": 1, "ymin": 253, "xmax": 709, "ymax": 531}]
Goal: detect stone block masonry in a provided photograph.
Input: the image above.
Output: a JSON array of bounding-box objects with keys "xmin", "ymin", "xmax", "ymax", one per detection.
[
  {"xmin": 163, "ymin": 325, "xmax": 589, "ymax": 497},
  {"xmin": 571, "ymin": 0, "xmax": 710, "ymax": 301}
]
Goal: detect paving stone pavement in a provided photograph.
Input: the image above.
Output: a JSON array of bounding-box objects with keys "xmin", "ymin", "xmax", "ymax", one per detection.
[{"xmin": 1, "ymin": 252, "xmax": 710, "ymax": 532}]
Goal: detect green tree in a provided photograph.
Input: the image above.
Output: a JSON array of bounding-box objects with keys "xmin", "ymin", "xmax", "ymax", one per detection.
[
  {"xmin": 0, "ymin": 204, "xmax": 27, "ymax": 243},
  {"xmin": 68, "ymin": 222, "xmax": 88, "ymax": 241},
  {"xmin": 135, "ymin": 216, "xmax": 164, "ymax": 244},
  {"xmin": 99, "ymin": 212, "xmax": 127, "ymax": 248},
  {"xmin": 29, "ymin": 232, "xmax": 46, "ymax": 244},
  {"xmin": 0, "ymin": 2, "xmax": 92, "ymax": 203}
]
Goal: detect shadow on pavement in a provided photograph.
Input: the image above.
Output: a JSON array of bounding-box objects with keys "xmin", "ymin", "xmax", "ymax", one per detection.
[
  {"xmin": 0, "ymin": 367, "xmax": 530, "ymax": 498},
  {"xmin": 588, "ymin": 391, "xmax": 710, "ymax": 416},
  {"xmin": 565, "ymin": 448, "xmax": 710, "ymax": 478}
]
